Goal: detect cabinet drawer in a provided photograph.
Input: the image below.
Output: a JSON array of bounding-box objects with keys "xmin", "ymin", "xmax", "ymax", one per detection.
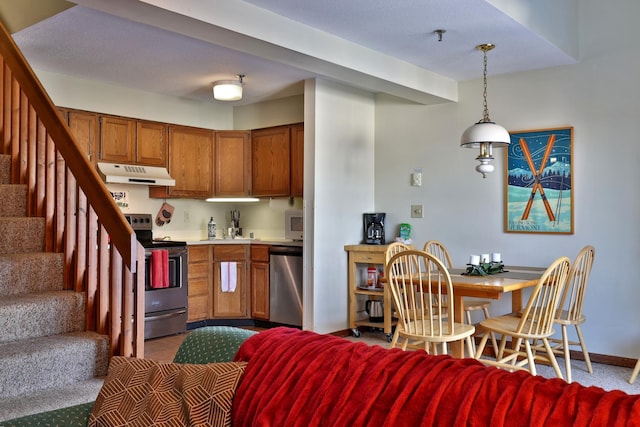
[
  {"xmin": 214, "ymin": 245, "xmax": 247, "ymax": 260},
  {"xmin": 352, "ymin": 252, "xmax": 385, "ymax": 264},
  {"xmin": 188, "ymin": 246, "xmax": 210, "ymax": 262},
  {"xmin": 251, "ymin": 245, "xmax": 270, "ymax": 262}
]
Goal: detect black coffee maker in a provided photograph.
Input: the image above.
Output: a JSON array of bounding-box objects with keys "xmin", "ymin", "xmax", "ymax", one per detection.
[{"xmin": 363, "ymin": 213, "xmax": 385, "ymax": 245}]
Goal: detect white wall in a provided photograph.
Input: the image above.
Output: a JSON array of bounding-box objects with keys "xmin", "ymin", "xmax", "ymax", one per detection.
[
  {"xmin": 37, "ymin": 70, "xmax": 233, "ymax": 129},
  {"xmin": 307, "ymin": 79, "xmax": 376, "ymax": 333},
  {"xmin": 234, "ymin": 95, "xmax": 304, "ymax": 130},
  {"xmin": 374, "ymin": 0, "xmax": 640, "ymax": 358}
]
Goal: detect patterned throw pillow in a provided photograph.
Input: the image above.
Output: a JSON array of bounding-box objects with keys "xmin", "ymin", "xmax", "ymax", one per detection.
[{"xmin": 89, "ymin": 356, "xmax": 247, "ymax": 427}]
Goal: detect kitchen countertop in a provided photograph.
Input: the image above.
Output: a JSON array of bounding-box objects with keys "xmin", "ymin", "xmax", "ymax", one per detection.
[{"xmin": 186, "ymin": 238, "xmax": 303, "ymax": 247}]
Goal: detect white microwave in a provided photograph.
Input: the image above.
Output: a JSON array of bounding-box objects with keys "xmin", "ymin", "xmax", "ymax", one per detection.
[{"xmin": 285, "ymin": 209, "xmax": 303, "ymax": 241}]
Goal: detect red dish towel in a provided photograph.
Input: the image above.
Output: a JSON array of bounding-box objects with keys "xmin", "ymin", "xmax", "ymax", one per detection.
[{"xmin": 150, "ymin": 250, "xmax": 169, "ymax": 289}]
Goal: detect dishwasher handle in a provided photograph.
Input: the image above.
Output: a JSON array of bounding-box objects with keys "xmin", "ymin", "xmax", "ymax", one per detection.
[{"xmin": 269, "ymin": 246, "xmax": 302, "ymax": 256}]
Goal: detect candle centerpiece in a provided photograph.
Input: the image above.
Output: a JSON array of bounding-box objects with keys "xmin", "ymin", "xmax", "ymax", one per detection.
[{"xmin": 463, "ymin": 253, "xmax": 505, "ymax": 276}]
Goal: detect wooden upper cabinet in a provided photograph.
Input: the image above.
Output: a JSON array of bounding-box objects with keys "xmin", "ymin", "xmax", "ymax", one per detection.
[
  {"xmin": 136, "ymin": 121, "xmax": 168, "ymax": 167},
  {"xmin": 251, "ymin": 125, "xmax": 291, "ymax": 197},
  {"xmin": 63, "ymin": 109, "xmax": 99, "ymax": 165},
  {"xmin": 99, "ymin": 116, "xmax": 136, "ymax": 164},
  {"xmin": 150, "ymin": 125, "xmax": 213, "ymax": 198},
  {"xmin": 290, "ymin": 123, "xmax": 304, "ymax": 197},
  {"xmin": 214, "ymin": 130, "xmax": 251, "ymax": 196}
]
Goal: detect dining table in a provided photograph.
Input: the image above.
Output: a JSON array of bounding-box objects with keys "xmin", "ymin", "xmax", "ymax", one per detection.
[{"xmin": 440, "ymin": 266, "xmax": 546, "ymax": 358}]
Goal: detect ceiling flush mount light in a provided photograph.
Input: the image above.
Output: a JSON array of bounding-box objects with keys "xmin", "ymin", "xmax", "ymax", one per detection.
[
  {"xmin": 213, "ymin": 74, "xmax": 244, "ymax": 101},
  {"xmin": 460, "ymin": 44, "xmax": 509, "ymax": 178}
]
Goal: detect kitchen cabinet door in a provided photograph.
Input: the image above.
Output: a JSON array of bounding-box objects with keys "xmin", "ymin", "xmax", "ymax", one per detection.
[
  {"xmin": 290, "ymin": 123, "xmax": 304, "ymax": 197},
  {"xmin": 136, "ymin": 121, "xmax": 168, "ymax": 167},
  {"xmin": 214, "ymin": 130, "xmax": 251, "ymax": 196},
  {"xmin": 99, "ymin": 115, "xmax": 136, "ymax": 164},
  {"xmin": 251, "ymin": 125, "xmax": 291, "ymax": 197},
  {"xmin": 187, "ymin": 246, "xmax": 211, "ymax": 322},
  {"xmin": 212, "ymin": 245, "xmax": 248, "ymax": 318},
  {"xmin": 250, "ymin": 245, "xmax": 270, "ymax": 320},
  {"xmin": 64, "ymin": 109, "xmax": 99, "ymax": 166},
  {"xmin": 150, "ymin": 125, "xmax": 213, "ymax": 198}
]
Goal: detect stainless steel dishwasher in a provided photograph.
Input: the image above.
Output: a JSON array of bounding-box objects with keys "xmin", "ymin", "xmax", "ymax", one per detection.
[{"xmin": 269, "ymin": 245, "xmax": 303, "ymax": 327}]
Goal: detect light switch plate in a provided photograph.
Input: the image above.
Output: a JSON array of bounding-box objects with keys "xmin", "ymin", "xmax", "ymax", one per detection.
[
  {"xmin": 411, "ymin": 204, "xmax": 423, "ymax": 218},
  {"xmin": 412, "ymin": 172, "xmax": 422, "ymax": 186}
]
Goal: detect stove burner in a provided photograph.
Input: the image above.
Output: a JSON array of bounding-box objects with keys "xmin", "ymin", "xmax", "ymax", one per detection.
[{"xmin": 124, "ymin": 213, "xmax": 186, "ymax": 249}]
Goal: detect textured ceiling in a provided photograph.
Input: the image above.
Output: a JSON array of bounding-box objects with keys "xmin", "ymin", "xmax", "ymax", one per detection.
[{"xmin": 9, "ymin": 0, "xmax": 578, "ymax": 105}]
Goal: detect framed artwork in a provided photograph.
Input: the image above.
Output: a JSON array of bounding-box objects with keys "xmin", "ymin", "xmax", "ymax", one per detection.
[{"xmin": 505, "ymin": 127, "xmax": 573, "ymax": 234}]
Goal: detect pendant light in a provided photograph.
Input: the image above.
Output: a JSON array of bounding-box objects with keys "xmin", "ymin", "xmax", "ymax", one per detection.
[
  {"xmin": 213, "ymin": 74, "xmax": 244, "ymax": 101},
  {"xmin": 460, "ymin": 44, "xmax": 509, "ymax": 178}
]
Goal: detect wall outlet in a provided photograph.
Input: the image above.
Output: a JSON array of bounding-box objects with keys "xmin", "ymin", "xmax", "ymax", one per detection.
[
  {"xmin": 184, "ymin": 211, "xmax": 190, "ymax": 222},
  {"xmin": 411, "ymin": 204, "xmax": 423, "ymax": 218}
]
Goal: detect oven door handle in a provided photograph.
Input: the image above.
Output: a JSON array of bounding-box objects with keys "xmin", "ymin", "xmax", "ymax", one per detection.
[{"xmin": 145, "ymin": 309, "xmax": 187, "ymax": 321}]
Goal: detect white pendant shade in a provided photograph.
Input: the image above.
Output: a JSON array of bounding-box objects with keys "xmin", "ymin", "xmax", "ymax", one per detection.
[
  {"xmin": 460, "ymin": 121, "xmax": 510, "ymax": 148},
  {"xmin": 460, "ymin": 44, "xmax": 509, "ymax": 178},
  {"xmin": 213, "ymin": 80, "xmax": 243, "ymax": 101}
]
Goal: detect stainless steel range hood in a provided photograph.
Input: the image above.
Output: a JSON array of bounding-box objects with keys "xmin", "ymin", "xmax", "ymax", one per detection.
[{"xmin": 98, "ymin": 162, "xmax": 175, "ymax": 186}]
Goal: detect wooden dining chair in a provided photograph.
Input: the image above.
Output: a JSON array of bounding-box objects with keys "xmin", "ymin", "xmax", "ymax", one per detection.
[
  {"xmin": 474, "ymin": 256, "xmax": 571, "ymax": 379},
  {"xmin": 548, "ymin": 245, "xmax": 595, "ymax": 383},
  {"xmin": 423, "ymin": 240, "xmax": 497, "ymax": 353},
  {"xmin": 423, "ymin": 240, "xmax": 494, "ymax": 322},
  {"xmin": 630, "ymin": 359, "xmax": 640, "ymax": 384},
  {"xmin": 385, "ymin": 249, "xmax": 475, "ymax": 356},
  {"xmin": 385, "ymin": 241, "xmax": 412, "ymax": 263}
]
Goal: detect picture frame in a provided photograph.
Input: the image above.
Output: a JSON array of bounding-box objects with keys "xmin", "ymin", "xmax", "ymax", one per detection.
[{"xmin": 505, "ymin": 127, "xmax": 573, "ymax": 234}]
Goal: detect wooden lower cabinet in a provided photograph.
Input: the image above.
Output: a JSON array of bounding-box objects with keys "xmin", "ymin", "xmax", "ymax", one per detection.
[
  {"xmin": 212, "ymin": 245, "xmax": 249, "ymax": 318},
  {"xmin": 250, "ymin": 245, "xmax": 270, "ymax": 320},
  {"xmin": 187, "ymin": 246, "xmax": 211, "ymax": 322},
  {"xmin": 188, "ymin": 244, "xmax": 249, "ymax": 320}
]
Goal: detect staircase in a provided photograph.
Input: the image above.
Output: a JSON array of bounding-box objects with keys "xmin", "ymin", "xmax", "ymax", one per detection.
[{"xmin": 0, "ymin": 154, "xmax": 108, "ymax": 422}]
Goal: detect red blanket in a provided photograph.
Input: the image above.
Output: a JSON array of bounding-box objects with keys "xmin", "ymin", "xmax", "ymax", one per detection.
[{"xmin": 233, "ymin": 327, "xmax": 640, "ymax": 427}]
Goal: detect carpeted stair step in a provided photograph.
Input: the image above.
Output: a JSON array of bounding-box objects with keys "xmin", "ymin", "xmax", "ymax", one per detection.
[
  {"xmin": 0, "ymin": 154, "xmax": 9, "ymax": 184},
  {"xmin": 0, "ymin": 378, "xmax": 104, "ymax": 422},
  {"xmin": 0, "ymin": 217, "xmax": 44, "ymax": 255},
  {"xmin": 0, "ymin": 331, "xmax": 109, "ymax": 401},
  {"xmin": 0, "ymin": 291, "xmax": 85, "ymax": 344},
  {"xmin": 0, "ymin": 252, "xmax": 64, "ymax": 297},
  {"xmin": 0, "ymin": 184, "xmax": 27, "ymax": 217}
]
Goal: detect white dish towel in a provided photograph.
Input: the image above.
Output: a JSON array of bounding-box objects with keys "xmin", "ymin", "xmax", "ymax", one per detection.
[{"xmin": 220, "ymin": 262, "xmax": 237, "ymax": 292}]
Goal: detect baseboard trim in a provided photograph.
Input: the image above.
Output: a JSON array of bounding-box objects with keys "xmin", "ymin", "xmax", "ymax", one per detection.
[{"xmin": 333, "ymin": 328, "xmax": 638, "ymax": 369}]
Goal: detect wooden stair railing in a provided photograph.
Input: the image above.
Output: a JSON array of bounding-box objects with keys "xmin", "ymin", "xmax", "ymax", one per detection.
[{"xmin": 0, "ymin": 20, "xmax": 144, "ymax": 357}]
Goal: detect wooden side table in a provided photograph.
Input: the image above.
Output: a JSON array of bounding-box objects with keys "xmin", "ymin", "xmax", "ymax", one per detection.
[{"xmin": 344, "ymin": 244, "xmax": 395, "ymax": 341}]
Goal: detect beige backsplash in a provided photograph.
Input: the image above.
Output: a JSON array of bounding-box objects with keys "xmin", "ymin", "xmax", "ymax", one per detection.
[{"xmin": 108, "ymin": 183, "xmax": 302, "ymax": 241}]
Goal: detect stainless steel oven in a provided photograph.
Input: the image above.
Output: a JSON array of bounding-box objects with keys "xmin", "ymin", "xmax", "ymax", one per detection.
[{"xmin": 125, "ymin": 214, "xmax": 188, "ymax": 340}]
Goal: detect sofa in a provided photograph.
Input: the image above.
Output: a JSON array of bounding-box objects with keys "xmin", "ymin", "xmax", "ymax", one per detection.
[
  {"xmin": 5, "ymin": 326, "xmax": 640, "ymax": 426},
  {"xmin": 2, "ymin": 326, "xmax": 258, "ymax": 426}
]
